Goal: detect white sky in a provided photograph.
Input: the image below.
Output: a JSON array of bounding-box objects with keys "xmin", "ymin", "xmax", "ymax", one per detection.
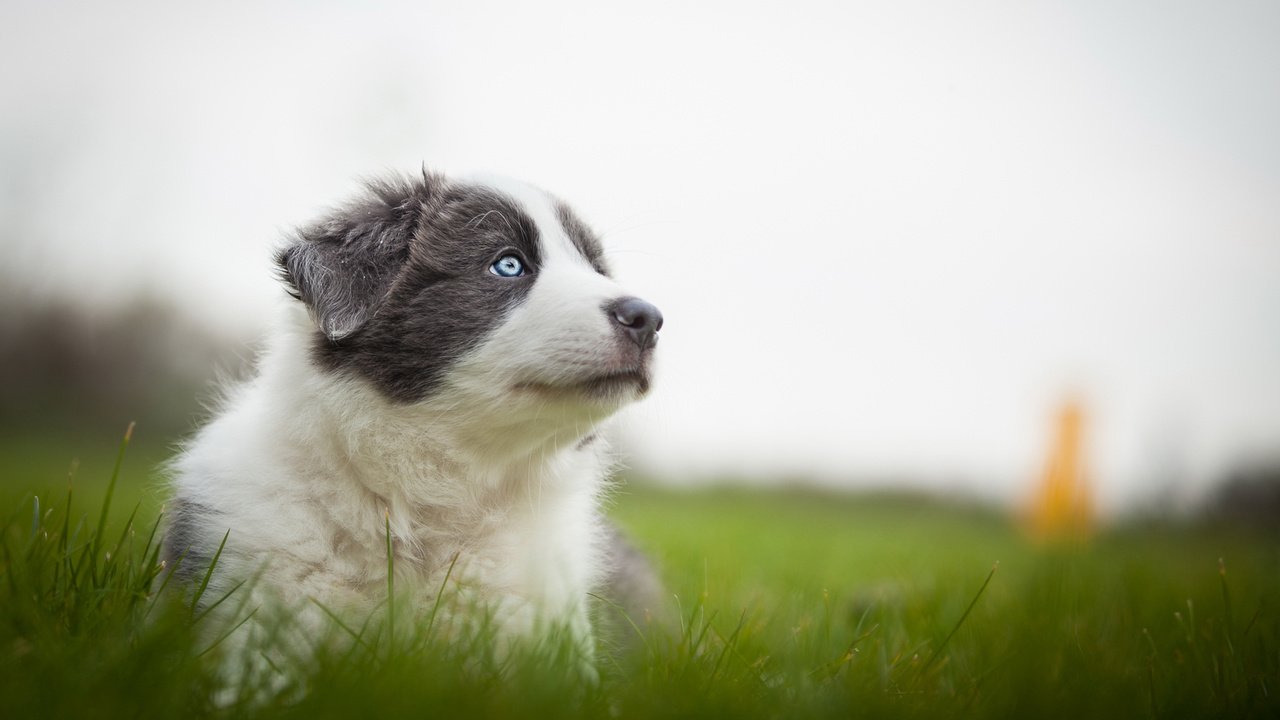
[{"xmin": 3, "ymin": 0, "xmax": 1278, "ymax": 511}]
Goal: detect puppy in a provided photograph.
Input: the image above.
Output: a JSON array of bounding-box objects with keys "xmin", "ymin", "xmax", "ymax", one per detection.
[{"xmin": 164, "ymin": 170, "xmax": 664, "ymax": 666}]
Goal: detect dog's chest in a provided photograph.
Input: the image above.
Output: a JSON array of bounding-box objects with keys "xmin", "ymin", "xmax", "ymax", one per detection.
[{"xmin": 390, "ymin": 480, "xmax": 603, "ymax": 614}]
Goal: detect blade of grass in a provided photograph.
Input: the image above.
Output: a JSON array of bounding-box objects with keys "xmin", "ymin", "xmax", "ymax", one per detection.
[
  {"xmin": 919, "ymin": 562, "xmax": 999, "ymax": 676},
  {"xmin": 706, "ymin": 608, "xmax": 749, "ymax": 689},
  {"xmin": 90, "ymin": 422, "xmax": 134, "ymax": 574},
  {"xmin": 809, "ymin": 623, "xmax": 879, "ymax": 679},
  {"xmin": 385, "ymin": 509, "xmax": 395, "ymax": 643},
  {"xmin": 193, "ymin": 578, "xmax": 248, "ymax": 625},
  {"xmin": 51, "ymin": 463, "xmax": 77, "ymax": 590},
  {"xmin": 144, "ymin": 546, "xmax": 188, "ymax": 621},
  {"xmin": 96, "ymin": 502, "xmax": 143, "ymax": 596},
  {"xmin": 710, "ymin": 608, "xmax": 770, "ymax": 690},
  {"xmin": 311, "ymin": 598, "xmax": 372, "ymax": 650},
  {"xmin": 197, "ymin": 606, "xmax": 259, "ymax": 657},
  {"xmin": 191, "ymin": 529, "xmax": 230, "ymax": 617},
  {"xmin": 111, "ymin": 502, "xmax": 141, "ymax": 558},
  {"xmin": 424, "ymin": 551, "xmax": 460, "ymax": 642},
  {"xmin": 1239, "ymin": 602, "xmax": 1264, "ymax": 641},
  {"xmin": 60, "ymin": 460, "xmax": 77, "ymax": 553},
  {"xmin": 588, "ymin": 591, "xmax": 654, "ymax": 657},
  {"xmin": 133, "ymin": 509, "xmax": 166, "ymax": 592},
  {"xmin": 690, "ymin": 608, "xmax": 718, "ymax": 659},
  {"xmin": 1, "ymin": 540, "xmax": 17, "ymax": 597},
  {"xmin": 1218, "ymin": 558, "xmax": 1235, "ymax": 655}
]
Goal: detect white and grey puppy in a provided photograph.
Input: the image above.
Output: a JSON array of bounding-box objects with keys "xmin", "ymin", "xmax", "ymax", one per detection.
[{"xmin": 164, "ymin": 170, "xmax": 663, "ymax": 656}]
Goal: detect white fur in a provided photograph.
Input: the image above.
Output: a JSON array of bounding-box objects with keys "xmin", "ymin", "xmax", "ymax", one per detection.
[{"xmin": 170, "ymin": 178, "xmax": 647, "ymax": 660}]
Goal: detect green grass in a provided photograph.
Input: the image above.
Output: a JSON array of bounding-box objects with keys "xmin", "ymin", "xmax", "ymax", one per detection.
[{"xmin": 2, "ymin": 432, "xmax": 1278, "ymax": 718}]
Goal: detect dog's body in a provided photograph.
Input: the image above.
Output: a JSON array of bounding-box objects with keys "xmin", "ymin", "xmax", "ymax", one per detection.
[{"xmin": 164, "ymin": 171, "xmax": 663, "ymax": 659}]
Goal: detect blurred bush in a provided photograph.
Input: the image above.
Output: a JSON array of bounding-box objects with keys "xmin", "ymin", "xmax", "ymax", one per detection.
[
  {"xmin": 0, "ymin": 293, "xmax": 247, "ymax": 439},
  {"xmin": 1200, "ymin": 461, "xmax": 1280, "ymax": 531}
]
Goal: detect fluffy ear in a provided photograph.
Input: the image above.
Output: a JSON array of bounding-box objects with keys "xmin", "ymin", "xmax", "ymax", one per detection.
[{"xmin": 278, "ymin": 176, "xmax": 429, "ymax": 341}]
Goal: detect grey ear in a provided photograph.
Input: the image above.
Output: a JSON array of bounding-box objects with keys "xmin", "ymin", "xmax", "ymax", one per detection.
[{"xmin": 278, "ymin": 176, "xmax": 428, "ymax": 341}]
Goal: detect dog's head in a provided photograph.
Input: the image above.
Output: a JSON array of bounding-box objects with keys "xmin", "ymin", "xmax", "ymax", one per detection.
[{"xmin": 278, "ymin": 171, "xmax": 661, "ymax": 449}]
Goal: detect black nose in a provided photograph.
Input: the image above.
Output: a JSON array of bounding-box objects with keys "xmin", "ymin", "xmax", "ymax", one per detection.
[{"xmin": 607, "ymin": 296, "xmax": 664, "ymax": 350}]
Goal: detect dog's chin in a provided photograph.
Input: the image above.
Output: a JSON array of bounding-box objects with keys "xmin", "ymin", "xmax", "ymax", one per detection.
[{"xmin": 515, "ymin": 368, "xmax": 651, "ymax": 403}]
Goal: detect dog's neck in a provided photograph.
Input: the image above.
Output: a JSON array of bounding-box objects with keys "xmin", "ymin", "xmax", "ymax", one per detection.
[{"xmin": 254, "ymin": 307, "xmax": 612, "ymax": 531}]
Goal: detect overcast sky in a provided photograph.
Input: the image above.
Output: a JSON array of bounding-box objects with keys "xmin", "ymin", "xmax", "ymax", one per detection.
[{"xmin": 3, "ymin": 0, "xmax": 1278, "ymax": 511}]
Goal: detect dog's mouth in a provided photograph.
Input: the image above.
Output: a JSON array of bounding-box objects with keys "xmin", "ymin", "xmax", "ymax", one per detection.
[
  {"xmin": 516, "ymin": 367, "xmax": 651, "ymax": 399},
  {"xmin": 577, "ymin": 368, "xmax": 651, "ymax": 396}
]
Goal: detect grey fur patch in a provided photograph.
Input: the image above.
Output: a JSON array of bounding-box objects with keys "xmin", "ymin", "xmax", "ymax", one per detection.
[
  {"xmin": 555, "ymin": 201, "xmax": 610, "ymax": 276},
  {"xmin": 162, "ymin": 496, "xmax": 218, "ymax": 584},
  {"xmin": 279, "ymin": 176, "xmax": 424, "ymax": 341},
  {"xmin": 279, "ymin": 172, "xmax": 549, "ymax": 403},
  {"xmin": 598, "ymin": 522, "xmax": 666, "ymax": 633}
]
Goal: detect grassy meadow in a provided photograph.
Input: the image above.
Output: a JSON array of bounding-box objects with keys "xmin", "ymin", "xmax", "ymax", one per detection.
[{"xmin": 1, "ymin": 428, "xmax": 1277, "ymax": 719}]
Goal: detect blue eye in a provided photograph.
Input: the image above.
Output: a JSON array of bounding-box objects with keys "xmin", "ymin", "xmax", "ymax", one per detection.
[{"xmin": 490, "ymin": 254, "xmax": 525, "ymax": 277}]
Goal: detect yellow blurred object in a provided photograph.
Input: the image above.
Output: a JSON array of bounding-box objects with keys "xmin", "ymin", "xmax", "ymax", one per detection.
[{"xmin": 1028, "ymin": 399, "xmax": 1095, "ymax": 541}]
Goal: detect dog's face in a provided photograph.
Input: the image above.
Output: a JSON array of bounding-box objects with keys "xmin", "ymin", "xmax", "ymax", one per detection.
[{"xmin": 279, "ymin": 171, "xmax": 661, "ymax": 448}]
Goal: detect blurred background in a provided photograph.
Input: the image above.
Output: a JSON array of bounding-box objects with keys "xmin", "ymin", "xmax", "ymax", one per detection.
[{"xmin": 2, "ymin": 0, "xmax": 1278, "ymax": 522}]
